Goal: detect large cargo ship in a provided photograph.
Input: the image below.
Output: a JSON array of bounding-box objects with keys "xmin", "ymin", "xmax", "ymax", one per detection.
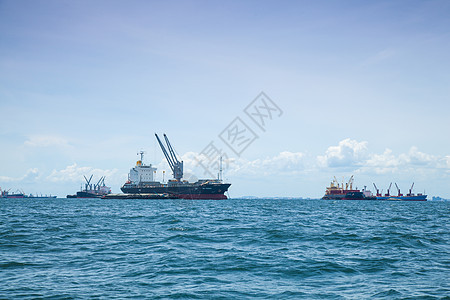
[
  {"xmin": 67, "ymin": 175, "xmax": 111, "ymax": 198},
  {"xmin": 322, "ymin": 178, "xmax": 428, "ymax": 201},
  {"xmin": 121, "ymin": 134, "xmax": 231, "ymax": 200},
  {"xmin": 322, "ymin": 176, "xmax": 376, "ymax": 200},
  {"xmin": 373, "ymin": 182, "xmax": 427, "ymax": 201}
]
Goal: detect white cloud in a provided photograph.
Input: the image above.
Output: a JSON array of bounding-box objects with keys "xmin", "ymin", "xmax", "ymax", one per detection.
[
  {"xmin": 240, "ymin": 151, "xmax": 305, "ymax": 174},
  {"xmin": 173, "ymin": 143, "xmax": 448, "ymax": 180},
  {"xmin": 400, "ymin": 146, "xmax": 435, "ymax": 166},
  {"xmin": 317, "ymin": 138, "xmax": 368, "ymax": 168},
  {"xmin": 179, "ymin": 151, "xmax": 306, "ymax": 178},
  {"xmin": 24, "ymin": 135, "xmax": 71, "ymax": 148},
  {"xmin": 316, "ymin": 139, "xmax": 450, "ymax": 178},
  {"xmin": 22, "ymin": 168, "xmax": 40, "ymax": 182},
  {"xmin": 47, "ymin": 163, "xmax": 118, "ymax": 183},
  {"xmin": 358, "ymin": 146, "xmax": 448, "ymax": 176},
  {"xmin": 0, "ymin": 168, "xmax": 40, "ymax": 183},
  {"xmin": 364, "ymin": 148, "xmax": 400, "ymax": 174}
]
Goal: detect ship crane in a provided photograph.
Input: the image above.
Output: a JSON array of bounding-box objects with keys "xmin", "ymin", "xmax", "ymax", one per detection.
[
  {"xmin": 84, "ymin": 175, "xmax": 93, "ymax": 191},
  {"xmin": 94, "ymin": 176, "xmax": 105, "ymax": 190},
  {"xmin": 334, "ymin": 176, "xmax": 340, "ymax": 188},
  {"xmin": 373, "ymin": 183, "xmax": 381, "ymax": 197},
  {"xmin": 408, "ymin": 182, "xmax": 415, "ymax": 196},
  {"xmin": 346, "ymin": 175, "xmax": 354, "ymax": 190},
  {"xmin": 395, "ymin": 183, "xmax": 403, "ymax": 196},
  {"xmin": 385, "ymin": 183, "xmax": 392, "ymax": 197},
  {"xmin": 155, "ymin": 133, "xmax": 184, "ymax": 181}
]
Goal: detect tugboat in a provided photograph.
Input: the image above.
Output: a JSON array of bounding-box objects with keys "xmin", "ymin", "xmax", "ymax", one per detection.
[
  {"xmin": 67, "ymin": 175, "xmax": 111, "ymax": 198},
  {"xmin": 121, "ymin": 134, "xmax": 231, "ymax": 200},
  {"xmin": 322, "ymin": 176, "xmax": 376, "ymax": 200}
]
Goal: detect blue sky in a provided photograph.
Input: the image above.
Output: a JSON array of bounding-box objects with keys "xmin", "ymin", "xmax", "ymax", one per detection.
[{"xmin": 1, "ymin": 0, "xmax": 449, "ymax": 198}]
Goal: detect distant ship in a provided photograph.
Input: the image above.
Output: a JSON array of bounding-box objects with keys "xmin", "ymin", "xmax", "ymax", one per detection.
[
  {"xmin": 26, "ymin": 194, "xmax": 57, "ymax": 199},
  {"xmin": 0, "ymin": 188, "xmax": 25, "ymax": 199},
  {"xmin": 322, "ymin": 178, "xmax": 428, "ymax": 201},
  {"xmin": 373, "ymin": 182, "xmax": 427, "ymax": 201},
  {"xmin": 120, "ymin": 134, "xmax": 231, "ymax": 200},
  {"xmin": 66, "ymin": 175, "xmax": 111, "ymax": 198},
  {"xmin": 322, "ymin": 176, "xmax": 376, "ymax": 200},
  {"xmin": 1, "ymin": 188, "xmax": 56, "ymax": 199}
]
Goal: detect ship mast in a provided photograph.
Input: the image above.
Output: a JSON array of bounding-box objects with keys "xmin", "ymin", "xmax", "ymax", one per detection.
[
  {"xmin": 218, "ymin": 156, "xmax": 223, "ymax": 181},
  {"xmin": 138, "ymin": 151, "xmax": 144, "ymax": 163}
]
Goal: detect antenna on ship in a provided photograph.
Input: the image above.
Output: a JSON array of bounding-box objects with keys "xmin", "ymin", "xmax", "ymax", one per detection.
[
  {"xmin": 218, "ymin": 156, "xmax": 223, "ymax": 181},
  {"xmin": 136, "ymin": 150, "xmax": 145, "ymax": 166}
]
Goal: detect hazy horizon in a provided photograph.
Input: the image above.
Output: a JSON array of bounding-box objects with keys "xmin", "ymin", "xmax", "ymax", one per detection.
[{"xmin": 1, "ymin": 1, "xmax": 449, "ymax": 198}]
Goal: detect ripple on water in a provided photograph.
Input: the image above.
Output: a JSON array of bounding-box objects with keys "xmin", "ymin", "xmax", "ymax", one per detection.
[{"xmin": 0, "ymin": 198, "xmax": 449, "ymax": 299}]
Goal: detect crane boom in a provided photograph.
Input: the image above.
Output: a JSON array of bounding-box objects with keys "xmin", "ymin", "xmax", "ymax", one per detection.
[
  {"xmin": 333, "ymin": 176, "xmax": 339, "ymax": 188},
  {"xmin": 373, "ymin": 183, "xmax": 379, "ymax": 196},
  {"xmin": 164, "ymin": 134, "xmax": 180, "ymax": 165},
  {"xmin": 84, "ymin": 175, "xmax": 93, "ymax": 190},
  {"xmin": 385, "ymin": 182, "xmax": 392, "ymax": 196},
  {"xmin": 408, "ymin": 182, "xmax": 415, "ymax": 196},
  {"xmin": 155, "ymin": 133, "xmax": 184, "ymax": 181},
  {"xmin": 94, "ymin": 176, "xmax": 104, "ymax": 189},
  {"xmin": 155, "ymin": 134, "xmax": 174, "ymax": 170},
  {"xmin": 347, "ymin": 175, "xmax": 354, "ymax": 190},
  {"xmin": 395, "ymin": 183, "xmax": 403, "ymax": 196}
]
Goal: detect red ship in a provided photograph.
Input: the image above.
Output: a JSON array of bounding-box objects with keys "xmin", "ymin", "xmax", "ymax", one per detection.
[
  {"xmin": 322, "ymin": 176, "xmax": 376, "ymax": 200},
  {"xmin": 0, "ymin": 188, "xmax": 25, "ymax": 198}
]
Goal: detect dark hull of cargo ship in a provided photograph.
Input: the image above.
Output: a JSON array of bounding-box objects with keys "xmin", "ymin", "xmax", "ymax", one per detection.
[
  {"xmin": 0, "ymin": 194, "xmax": 25, "ymax": 199},
  {"xmin": 322, "ymin": 191, "xmax": 376, "ymax": 200},
  {"xmin": 103, "ymin": 193, "xmax": 177, "ymax": 199},
  {"xmin": 67, "ymin": 191, "xmax": 108, "ymax": 198},
  {"xmin": 121, "ymin": 182, "xmax": 231, "ymax": 200}
]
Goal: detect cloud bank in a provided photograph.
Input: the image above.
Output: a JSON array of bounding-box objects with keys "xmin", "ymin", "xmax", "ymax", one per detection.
[
  {"xmin": 47, "ymin": 164, "xmax": 119, "ymax": 182},
  {"xmin": 1, "ymin": 138, "xmax": 448, "ymax": 197}
]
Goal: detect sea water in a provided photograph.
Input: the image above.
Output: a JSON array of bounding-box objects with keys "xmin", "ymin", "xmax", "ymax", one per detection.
[{"xmin": 1, "ymin": 198, "xmax": 449, "ymax": 299}]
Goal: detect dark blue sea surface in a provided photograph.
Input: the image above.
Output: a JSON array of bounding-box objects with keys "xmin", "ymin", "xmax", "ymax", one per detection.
[{"xmin": 1, "ymin": 198, "xmax": 449, "ymax": 299}]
